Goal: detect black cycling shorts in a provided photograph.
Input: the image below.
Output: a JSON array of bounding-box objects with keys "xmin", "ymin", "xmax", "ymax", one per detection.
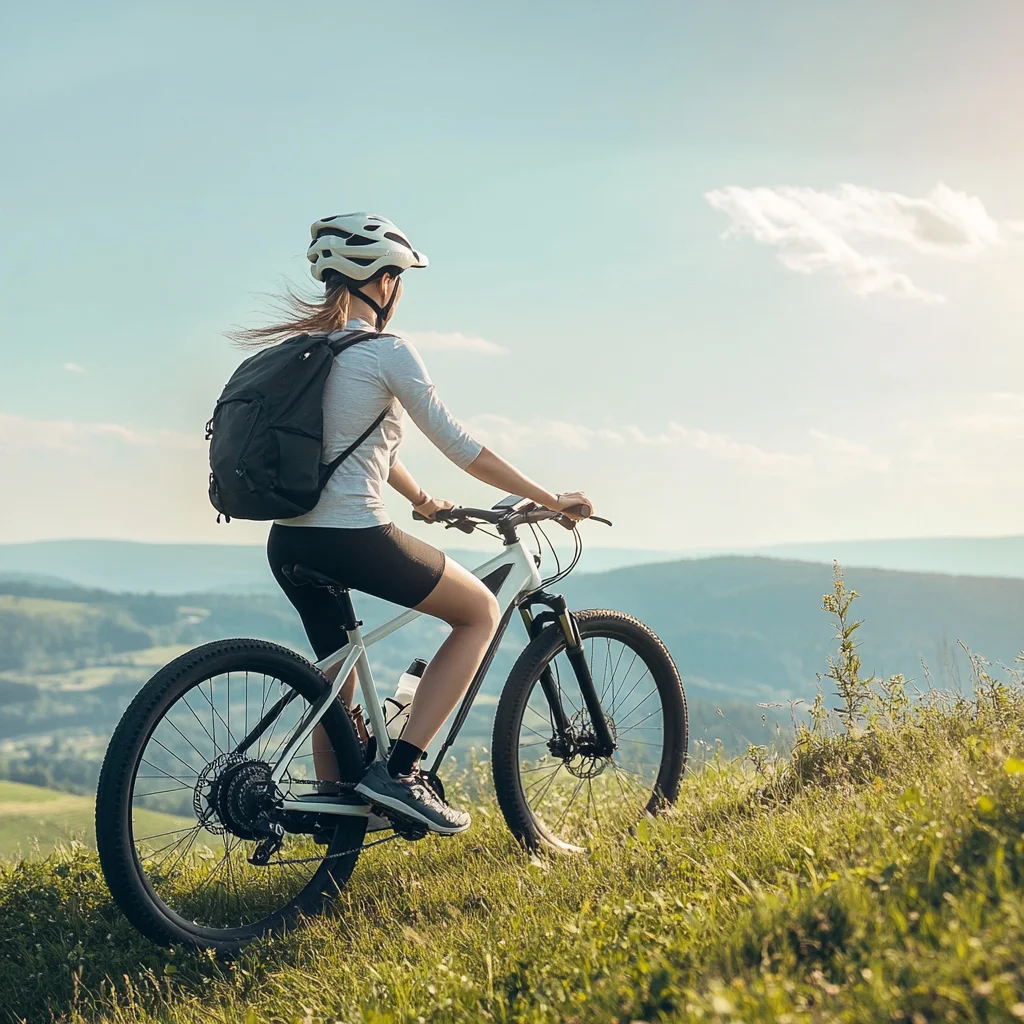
[{"xmin": 267, "ymin": 522, "xmax": 446, "ymax": 658}]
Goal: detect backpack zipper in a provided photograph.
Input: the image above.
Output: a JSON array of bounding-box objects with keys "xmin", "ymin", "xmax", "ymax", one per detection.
[{"xmin": 234, "ymin": 400, "xmax": 264, "ymax": 490}]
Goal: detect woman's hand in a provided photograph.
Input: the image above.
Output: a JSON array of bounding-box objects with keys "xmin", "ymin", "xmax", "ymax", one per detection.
[
  {"xmin": 412, "ymin": 495, "xmax": 454, "ymax": 522},
  {"xmin": 549, "ymin": 491, "xmax": 593, "ymax": 521}
]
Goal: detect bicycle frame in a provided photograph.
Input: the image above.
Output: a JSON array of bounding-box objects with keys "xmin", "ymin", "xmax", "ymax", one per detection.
[{"xmin": 272, "ymin": 537, "xmax": 543, "ymax": 820}]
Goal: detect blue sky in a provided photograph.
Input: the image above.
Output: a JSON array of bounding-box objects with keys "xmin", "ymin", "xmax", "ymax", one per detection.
[{"xmin": 2, "ymin": 1, "xmax": 1023, "ymax": 548}]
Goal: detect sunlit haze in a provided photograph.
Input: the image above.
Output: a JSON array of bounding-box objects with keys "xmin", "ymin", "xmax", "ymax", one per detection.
[{"xmin": 2, "ymin": 2, "xmax": 1022, "ymax": 550}]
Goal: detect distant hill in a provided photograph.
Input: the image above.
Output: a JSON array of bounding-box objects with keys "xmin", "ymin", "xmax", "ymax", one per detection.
[
  {"xmin": 562, "ymin": 557, "xmax": 1024, "ymax": 700},
  {"xmin": 747, "ymin": 534, "xmax": 1024, "ymax": 579},
  {"xmin": 1, "ymin": 556, "xmax": 1022, "ymax": 777},
  {"xmin": 0, "ymin": 539, "xmax": 681, "ymax": 595},
  {"xmin": 5, "ymin": 534, "xmax": 1024, "ymax": 596}
]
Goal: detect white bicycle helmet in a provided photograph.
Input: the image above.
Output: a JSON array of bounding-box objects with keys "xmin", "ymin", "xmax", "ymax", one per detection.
[{"xmin": 307, "ymin": 213, "xmax": 428, "ymax": 284}]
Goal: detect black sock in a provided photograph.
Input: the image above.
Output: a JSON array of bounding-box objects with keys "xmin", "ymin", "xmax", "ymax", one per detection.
[{"xmin": 387, "ymin": 739, "xmax": 424, "ymax": 778}]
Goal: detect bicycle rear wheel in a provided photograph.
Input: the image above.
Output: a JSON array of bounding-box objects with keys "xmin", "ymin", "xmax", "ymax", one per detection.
[
  {"xmin": 492, "ymin": 610, "xmax": 687, "ymax": 853},
  {"xmin": 95, "ymin": 639, "xmax": 367, "ymax": 953}
]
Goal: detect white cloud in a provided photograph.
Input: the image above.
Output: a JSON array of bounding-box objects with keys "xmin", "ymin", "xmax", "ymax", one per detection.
[
  {"xmin": 62, "ymin": 362, "xmax": 88, "ymax": 374},
  {"xmin": 950, "ymin": 392, "xmax": 1024, "ymax": 434},
  {"xmin": 705, "ymin": 182, "xmax": 1022, "ymax": 302},
  {"xmin": 461, "ymin": 414, "xmax": 801, "ymax": 471},
  {"xmin": 0, "ymin": 412, "xmax": 201, "ymax": 454},
  {"xmin": 404, "ymin": 331, "xmax": 508, "ymax": 356},
  {"xmin": 809, "ymin": 430, "xmax": 891, "ymax": 472}
]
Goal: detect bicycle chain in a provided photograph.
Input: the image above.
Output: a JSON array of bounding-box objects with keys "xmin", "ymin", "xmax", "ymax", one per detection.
[{"xmin": 258, "ymin": 830, "xmax": 405, "ymax": 867}]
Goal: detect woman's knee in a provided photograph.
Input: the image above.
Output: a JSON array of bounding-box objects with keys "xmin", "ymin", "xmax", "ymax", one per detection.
[
  {"xmin": 446, "ymin": 582, "xmax": 499, "ymax": 632},
  {"xmin": 475, "ymin": 587, "xmax": 501, "ymax": 632},
  {"xmin": 416, "ymin": 564, "xmax": 501, "ymax": 631}
]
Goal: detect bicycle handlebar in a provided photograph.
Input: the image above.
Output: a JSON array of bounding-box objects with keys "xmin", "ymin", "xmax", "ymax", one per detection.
[{"xmin": 412, "ymin": 502, "xmax": 612, "ymax": 534}]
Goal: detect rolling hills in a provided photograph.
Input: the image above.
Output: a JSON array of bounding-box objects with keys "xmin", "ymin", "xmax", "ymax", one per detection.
[
  {"xmin": 6, "ymin": 533, "xmax": 1024, "ymax": 595},
  {"xmin": 0, "ymin": 779, "xmax": 189, "ymax": 859}
]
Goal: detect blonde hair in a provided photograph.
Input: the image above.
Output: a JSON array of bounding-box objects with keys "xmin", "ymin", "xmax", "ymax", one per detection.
[{"xmin": 229, "ymin": 281, "xmax": 352, "ymax": 347}]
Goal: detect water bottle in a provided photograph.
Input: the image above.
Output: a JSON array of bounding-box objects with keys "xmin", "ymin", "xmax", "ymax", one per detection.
[{"xmin": 384, "ymin": 658, "xmax": 427, "ymax": 740}]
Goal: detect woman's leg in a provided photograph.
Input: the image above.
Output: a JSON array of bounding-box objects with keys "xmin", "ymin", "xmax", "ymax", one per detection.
[
  {"xmin": 267, "ymin": 526, "xmax": 359, "ymax": 783},
  {"xmin": 311, "ymin": 665, "xmax": 357, "ymax": 782},
  {"xmin": 399, "ymin": 557, "xmax": 501, "ymax": 751}
]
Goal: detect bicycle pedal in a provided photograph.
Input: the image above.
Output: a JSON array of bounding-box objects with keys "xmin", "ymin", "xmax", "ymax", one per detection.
[{"xmin": 376, "ymin": 808, "xmax": 428, "ymax": 841}]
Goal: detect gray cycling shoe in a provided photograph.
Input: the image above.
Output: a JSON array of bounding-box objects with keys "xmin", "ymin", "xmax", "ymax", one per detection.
[{"xmin": 354, "ymin": 761, "xmax": 471, "ymax": 835}]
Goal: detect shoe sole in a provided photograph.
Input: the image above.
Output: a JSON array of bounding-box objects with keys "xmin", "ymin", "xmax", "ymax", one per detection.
[{"xmin": 353, "ymin": 782, "xmax": 470, "ymax": 835}]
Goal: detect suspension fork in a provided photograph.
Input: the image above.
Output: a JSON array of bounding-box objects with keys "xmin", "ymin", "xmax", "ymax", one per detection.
[{"xmin": 521, "ymin": 594, "xmax": 616, "ymax": 757}]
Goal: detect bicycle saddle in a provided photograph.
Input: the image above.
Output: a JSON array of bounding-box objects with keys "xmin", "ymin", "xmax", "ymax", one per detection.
[{"xmin": 282, "ymin": 564, "xmax": 349, "ymax": 591}]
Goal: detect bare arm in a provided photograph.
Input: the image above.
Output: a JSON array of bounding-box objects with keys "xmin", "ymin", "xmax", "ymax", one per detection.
[
  {"xmin": 465, "ymin": 447, "xmax": 588, "ymax": 514},
  {"xmin": 388, "ymin": 458, "xmax": 453, "ymax": 521},
  {"xmin": 387, "ymin": 458, "xmax": 427, "ymax": 506}
]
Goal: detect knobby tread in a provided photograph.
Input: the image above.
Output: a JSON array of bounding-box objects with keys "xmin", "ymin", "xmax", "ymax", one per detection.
[
  {"xmin": 491, "ymin": 610, "xmax": 688, "ymax": 853},
  {"xmin": 95, "ymin": 639, "xmax": 366, "ymax": 953}
]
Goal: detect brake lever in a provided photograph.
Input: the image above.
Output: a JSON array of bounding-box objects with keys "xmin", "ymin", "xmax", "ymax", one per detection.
[
  {"xmin": 412, "ymin": 508, "xmax": 475, "ymax": 533},
  {"xmin": 555, "ymin": 506, "xmax": 613, "ymax": 530}
]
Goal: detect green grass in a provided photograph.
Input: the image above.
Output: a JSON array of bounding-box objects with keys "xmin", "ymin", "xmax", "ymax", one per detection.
[
  {"xmin": 0, "ymin": 780, "xmax": 189, "ymax": 860},
  {"xmin": 0, "ymin": 690, "xmax": 1021, "ymax": 1022}
]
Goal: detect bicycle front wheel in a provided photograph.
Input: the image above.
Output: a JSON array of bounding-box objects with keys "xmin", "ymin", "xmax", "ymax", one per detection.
[
  {"xmin": 95, "ymin": 639, "xmax": 367, "ymax": 953},
  {"xmin": 492, "ymin": 609, "xmax": 687, "ymax": 853}
]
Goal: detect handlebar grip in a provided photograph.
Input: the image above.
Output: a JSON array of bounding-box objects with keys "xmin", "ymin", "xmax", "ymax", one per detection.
[
  {"xmin": 411, "ymin": 511, "xmax": 433, "ymax": 523},
  {"xmin": 562, "ymin": 504, "xmax": 592, "ymax": 518}
]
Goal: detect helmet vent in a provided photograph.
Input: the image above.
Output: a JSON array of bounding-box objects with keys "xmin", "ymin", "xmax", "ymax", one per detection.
[
  {"xmin": 384, "ymin": 231, "xmax": 412, "ymax": 249},
  {"xmin": 363, "ymin": 224, "xmax": 381, "ymax": 232},
  {"xmin": 345, "ymin": 256, "xmax": 375, "ymax": 267},
  {"xmin": 345, "ymin": 235, "xmax": 375, "ymax": 247},
  {"xmin": 321, "ymin": 249, "xmax": 332, "ymax": 258}
]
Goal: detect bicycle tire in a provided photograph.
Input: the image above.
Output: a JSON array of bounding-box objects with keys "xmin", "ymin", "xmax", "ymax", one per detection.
[
  {"xmin": 492, "ymin": 609, "xmax": 687, "ymax": 852},
  {"xmin": 95, "ymin": 638, "xmax": 367, "ymax": 953}
]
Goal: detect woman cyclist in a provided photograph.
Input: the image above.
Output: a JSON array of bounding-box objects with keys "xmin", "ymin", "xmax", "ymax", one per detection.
[{"xmin": 243, "ymin": 213, "xmax": 591, "ymax": 836}]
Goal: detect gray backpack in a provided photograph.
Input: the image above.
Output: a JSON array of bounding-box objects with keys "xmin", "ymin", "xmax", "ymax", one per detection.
[{"xmin": 207, "ymin": 329, "xmax": 386, "ymax": 522}]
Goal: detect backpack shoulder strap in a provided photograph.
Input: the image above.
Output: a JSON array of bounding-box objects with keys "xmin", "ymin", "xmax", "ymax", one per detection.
[
  {"xmin": 318, "ymin": 329, "xmax": 393, "ymax": 487},
  {"xmin": 319, "ymin": 406, "xmax": 389, "ymax": 487},
  {"xmin": 327, "ymin": 329, "xmax": 396, "ymax": 355}
]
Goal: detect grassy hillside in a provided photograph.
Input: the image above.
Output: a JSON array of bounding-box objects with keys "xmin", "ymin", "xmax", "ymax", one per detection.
[
  {"xmin": 1, "ymin": 590, "xmax": 1022, "ymax": 1021},
  {"xmin": 0, "ymin": 780, "xmax": 190, "ymax": 860}
]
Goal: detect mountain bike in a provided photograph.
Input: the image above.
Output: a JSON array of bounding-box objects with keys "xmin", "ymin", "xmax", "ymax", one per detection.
[{"xmin": 95, "ymin": 497, "xmax": 688, "ymax": 952}]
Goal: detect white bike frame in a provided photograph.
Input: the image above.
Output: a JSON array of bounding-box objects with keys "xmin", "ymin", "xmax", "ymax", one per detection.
[{"xmin": 272, "ymin": 537, "xmax": 542, "ymax": 819}]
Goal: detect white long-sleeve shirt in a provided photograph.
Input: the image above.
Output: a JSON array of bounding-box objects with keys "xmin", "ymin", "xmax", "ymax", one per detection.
[{"xmin": 278, "ymin": 318, "xmax": 482, "ymax": 529}]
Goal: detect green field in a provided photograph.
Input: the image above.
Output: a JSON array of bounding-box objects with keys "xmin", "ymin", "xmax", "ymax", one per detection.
[
  {"xmin": 0, "ymin": 680, "xmax": 1022, "ymax": 1021},
  {"xmin": 1, "ymin": 573, "xmax": 1023, "ymax": 1022},
  {"xmin": 0, "ymin": 779, "xmax": 190, "ymax": 859}
]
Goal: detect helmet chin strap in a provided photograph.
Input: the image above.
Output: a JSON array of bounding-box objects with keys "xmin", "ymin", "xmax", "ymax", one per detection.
[{"xmin": 352, "ymin": 274, "xmax": 401, "ymax": 331}]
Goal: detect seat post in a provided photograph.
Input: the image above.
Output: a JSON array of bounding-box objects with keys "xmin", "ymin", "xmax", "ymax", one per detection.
[{"xmin": 332, "ymin": 588, "xmax": 361, "ymax": 633}]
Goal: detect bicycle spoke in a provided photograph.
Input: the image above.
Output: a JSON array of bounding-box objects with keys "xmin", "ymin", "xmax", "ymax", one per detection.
[
  {"xmin": 149, "ymin": 736, "xmax": 202, "ymax": 779},
  {"xmin": 525, "ymin": 765, "xmax": 562, "ymax": 798},
  {"xmin": 140, "ymin": 758, "xmax": 196, "ymax": 789},
  {"xmin": 616, "ymin": 698, "xmax": 662, "ymax": 734},
  {"xmin": 134, "ymin": 825, "xmax": 197, "ymax": 844},
  {"xmin": 180, "ymin": 693, "xmax": 217, "ymax": 751},
  {"xmin": 554, "ymin": 777, "xmax": 587, "ymax": 831},
  {"xmin": 514, "ymin": 625, "xmax": 678, "ymax": 849},
  {"xmin": 128, "ymin": 663, "xmax": 335, "ymax": 934},
  {"xmin": 133, "ymin": 783, "xmax": 192, "ymax": 798}
]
